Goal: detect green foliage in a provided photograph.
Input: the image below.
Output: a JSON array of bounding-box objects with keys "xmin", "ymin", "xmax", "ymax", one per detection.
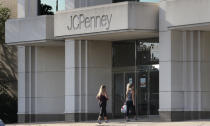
[
  {"xmin": 0, "ymin": 5, "xmax": 10, "ymax": 44},
  {"xmin": 40, "ymin": 3, "xmax": 54, "ymax": 15},
  {"xmin": 0, "ymin": 82, "xmax": 17, "ymax": 123},
  {"xmin": 0, "ymin": 5, "xmax": 17, "ymax": 123}
]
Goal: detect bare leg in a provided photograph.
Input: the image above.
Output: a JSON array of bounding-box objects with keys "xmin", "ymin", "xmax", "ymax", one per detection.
[{"xmin": 104, "ymin": 116, "xmax": 108, "ymax": 120}]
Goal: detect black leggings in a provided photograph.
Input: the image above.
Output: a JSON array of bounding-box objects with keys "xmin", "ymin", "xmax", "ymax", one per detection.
[
  {"xmin": 126, "ymin": 101, "xmax": 136, "ymax": 117},
  {"xmin": 99, "ymin": 103, "xmax": 107, "ymax": 117}
]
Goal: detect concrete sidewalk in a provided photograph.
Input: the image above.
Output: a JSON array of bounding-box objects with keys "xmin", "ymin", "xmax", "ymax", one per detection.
[{"xmin": 6, "ymin": 119, "xmax": 210, "ymax": 126}]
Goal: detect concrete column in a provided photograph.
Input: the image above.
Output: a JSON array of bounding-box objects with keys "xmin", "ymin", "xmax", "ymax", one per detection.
[
  {"xmin": 65, "ymin": 39, "xmax": 86, "ymax": 121},
  {"xmin": 65, "ymin": 40, "xmax": 79, "ymax": 121},
  {"xmin": 65, "ymin": 39, "xmax": 112, "ymax": 121},
  {"xmin": 17, "ymin": 46, "xmax": 36, "ymax": 123},
  {"xmin": 18, "ymin": 46, "xmax": 65, "ymax": 123},
  {"xmin": 17, "ymin": 46, "xmax": 26, "ymax": 122},
  {"xmin": 159, "ymin": 0, "xmax": 186, "ymax": 121},
  {"xmin": 34, "ymin": 46, "xmax": 65, "ymax": 122},
  {"xmin": 65, "ymin": 39, "xmax": 87, "ymax": 121},
  {"xmin": 65, "ymin": 39, "xmax": 77, "ymax": 120},
  {"xmin": 159, "ymin": 0, "xmax": 210, "ymax": 121},
  {"xmin": 159, "ymin": 0, "xmax": 172, "ymax": 121},
  {"xmin": 198, "ymin": 31, "xmax": 210, "ymax": 118},
  {"xmin": 18, "ymin": 0, "xmax": 38, "ymax": 18}
]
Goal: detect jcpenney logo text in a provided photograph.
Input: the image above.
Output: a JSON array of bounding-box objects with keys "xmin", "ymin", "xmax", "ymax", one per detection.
[{"xmin": 67, "ymin": 14, "xmax": 112, "ymax": 31}]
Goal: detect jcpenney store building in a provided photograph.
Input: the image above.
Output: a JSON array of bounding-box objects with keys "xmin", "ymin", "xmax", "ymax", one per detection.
[{"xmin": 6, "ymin": 0, "xmax": 210, "ymax": 123}]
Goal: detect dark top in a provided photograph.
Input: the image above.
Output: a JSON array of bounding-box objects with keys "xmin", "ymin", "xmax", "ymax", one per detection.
[
  {"xmin": 126, "ymin": 90, "xmax": 133, "ymax": 101},
  {"xmin": 98, "ymin": 95, "xmax": 108, "ymax": 106}
]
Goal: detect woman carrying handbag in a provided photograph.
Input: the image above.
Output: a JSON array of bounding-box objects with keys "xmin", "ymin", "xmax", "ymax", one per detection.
[{"xmin": 125, "ymin": 83, "xmax": 137, "ymax": 121}]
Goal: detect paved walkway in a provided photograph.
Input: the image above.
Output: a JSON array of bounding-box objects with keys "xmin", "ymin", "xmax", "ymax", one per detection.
[{"xmin": 6, "ymin": 119, "xmax": 210, "ymax": 126}]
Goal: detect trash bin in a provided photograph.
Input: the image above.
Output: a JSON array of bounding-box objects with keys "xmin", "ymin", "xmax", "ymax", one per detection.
[{"xmin": 0, "ymin": 119, "xmax": 5, "ymax": 126}]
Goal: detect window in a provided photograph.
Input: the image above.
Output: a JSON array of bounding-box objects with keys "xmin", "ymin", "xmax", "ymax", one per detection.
[
  {"xmin": 38, "ymin": 0, "xmax": 65, "ymax": 15},
  {"xmin": 113, "ymin": 0, "xmax": 136, "ymax": 3},
  {"xmin": 113, "ymin": 0, "xmax": 160, "ymax": 3},
  {"xmin": 140, "ymin": 0, "xmax": 160, "ymax": 2}
]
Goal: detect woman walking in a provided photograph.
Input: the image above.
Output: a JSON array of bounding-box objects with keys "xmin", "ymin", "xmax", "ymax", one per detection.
[
  {"xmin": 96, "ymin": 85, "xmax": 109, "ymax": 124},
  {"xmin": 125, "ymin": 83, "xmax": 136, "ymax": 121}
]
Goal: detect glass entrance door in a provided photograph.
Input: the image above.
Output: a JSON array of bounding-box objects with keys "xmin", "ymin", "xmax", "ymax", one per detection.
[
  {"xmin": 113, "ymin": 72, "xmax": 124, "ymax": 116},
  {"xmin": 113, "ymin": 68, "xmax": 159, "ymax": 117},
  {"xmin": 136, "ymin": 68, "xmax": 149, "ymax": 115},
  {"xmin": 136, "ymin": 66, "xmax": 159, "ymax": 116},
  {"xmin": 113, "ymin": 71, "xmax": 135, "ymax": 117},
  {"xmin": 112, "ymin": 39, "xmax": 159, "ymax": 117}
]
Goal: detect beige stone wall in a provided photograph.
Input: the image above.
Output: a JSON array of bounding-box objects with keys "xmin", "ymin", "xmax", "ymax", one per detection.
[{"xmin": 0, "ymin": 0, "xmax": 17, "ymax": 18}]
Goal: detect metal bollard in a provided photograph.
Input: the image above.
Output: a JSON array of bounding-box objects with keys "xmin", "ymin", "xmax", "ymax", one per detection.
[{"xmin": 0, "ymin": 119, "xmax": 5, "ymax": 126}]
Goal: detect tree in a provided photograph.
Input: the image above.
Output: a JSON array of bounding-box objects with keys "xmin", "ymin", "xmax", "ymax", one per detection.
[
  {"xmin": 0, "ymin": 6, "xmax": 10, "ymax": 44},
  {"xmin": 0, "ymin": 5, "xmax": 17, "ymax": 123},
  {"xmin": 39, "ymin": 3, "xmax": 54, "ymax": 15}
]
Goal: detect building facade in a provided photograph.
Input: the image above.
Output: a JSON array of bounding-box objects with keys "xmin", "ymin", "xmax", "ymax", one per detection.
[
  {"xmin": 0, "ymin": 0, "xmax": 17, "ymax": 18},
  {"xmin": 5, "ymin": 0, "xmax": 210, "ymax": 123}
]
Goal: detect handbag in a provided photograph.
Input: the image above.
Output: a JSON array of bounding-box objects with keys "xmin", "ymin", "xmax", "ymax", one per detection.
[{"xmin": 121, "ymin": 104, "xmax": 127, "ymax": 113}]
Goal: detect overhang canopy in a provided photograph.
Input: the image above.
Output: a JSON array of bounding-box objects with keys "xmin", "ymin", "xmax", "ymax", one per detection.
[
  {"xmin": 5, "ymin": 2, "xmax": 159, "ymax": 45},
  {"xmin": 5, "ymin": 15, "xmax": 56, "ymax": 45},
  {"xmin": 169, "ymin": 22, "xmax": 210, "ymax": 31},
  {"xmin": 54, "ymin": 1, "xmax": 159, "ymax": 41}
]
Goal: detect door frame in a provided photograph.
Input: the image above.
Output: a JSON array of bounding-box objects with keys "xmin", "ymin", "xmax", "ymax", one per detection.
[{"xmin": 112, "ymin": 66, "xmax": 159, "ymax": 117}]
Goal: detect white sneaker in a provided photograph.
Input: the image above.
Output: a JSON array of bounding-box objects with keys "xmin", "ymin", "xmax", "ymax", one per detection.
[{"xmin": 97, "ymin": 120, "xmax": 101, "ymax": 124}]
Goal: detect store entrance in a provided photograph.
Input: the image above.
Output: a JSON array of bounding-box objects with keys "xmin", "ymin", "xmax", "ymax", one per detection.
[
  {"xmin": 112, "ymin": 39, "xmax": 159, "ymax": 117},
  {"xmin": 136, "ymin": 66, "xmax": 159, "ymax": 115}
]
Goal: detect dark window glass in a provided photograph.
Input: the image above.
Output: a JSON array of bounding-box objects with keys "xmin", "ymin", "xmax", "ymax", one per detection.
[
  {"xmin": 113, "ymin": 0, "xmax": 137, "ymax": 3},
  {"xmin": 141, "ymin": 0, "xmax": 160, "ymax": 2},
  {"xmin": 112, "ymin": 39, "xmax": 159, "ymax": 67},
  {"xmin": 112, "ymin": 41, "xmax": 135, "ymax": 67},
  {"xmin": 38, "ymin": 0, "xmax": 65, "ymax": 15},
  {"xmin": 113, "ymin": 0, "xmax": 160, "ymax": 3},
  {"xmin": 136, "ymin": 39, "xmax": 159, "ymax": 65}
]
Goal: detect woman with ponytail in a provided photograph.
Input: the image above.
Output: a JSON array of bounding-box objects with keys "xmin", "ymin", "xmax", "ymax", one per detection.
[{"xmin": 96, "ymin": 85, "xmax": 109, "ymax": 124}]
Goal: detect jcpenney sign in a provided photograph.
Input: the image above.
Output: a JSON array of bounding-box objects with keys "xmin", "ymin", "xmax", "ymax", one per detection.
[
  {"xmin": 54, "ymin": 3, "xmax": 129, "ymax": 37},
  {"xmin": 67, "ymin": 14, "xmax": 112, "ymax": 31}
]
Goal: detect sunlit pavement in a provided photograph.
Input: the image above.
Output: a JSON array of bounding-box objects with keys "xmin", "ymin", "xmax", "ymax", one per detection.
[{"xmin": 6, "ymin": 119, "xmax": 210, "ymax": 126}]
